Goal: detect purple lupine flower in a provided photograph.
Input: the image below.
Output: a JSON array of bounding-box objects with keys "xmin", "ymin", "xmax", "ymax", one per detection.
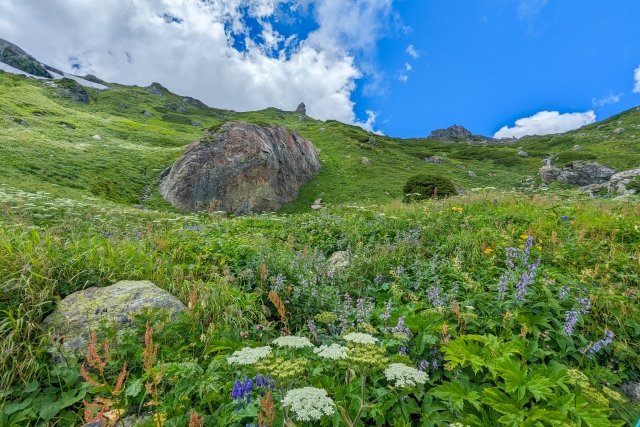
[
  {"xmin": 243, "ymin": 376, "xmax": 253, "ymax": 404},
  {"xmin": 394, "ymin": 316, "xmax": 411, "ymax": 335},
  {"xmin": 395, "ymin": 265, "xmax": 405, "ymax": 276},
  {"xmin": 505, "ymin": 247, "xmax": 518, "ymax": 269},
  {"xmin": 307, "ymin": 319, "xmax": 319, "ymax": 343},
  {"xmin": 374, "ymin": 274, "xmax": 384, "ymax": 285},
  {"xmin": 563, "ymin": 309, "xmax": 579, "ymax": 336},
  {"xmin": 432, "ymin": 360, "xmax": 439, "ymax": 370},
  {"xmin": 515, "ymin": 258, "xmax": 541, "ymax": 302},
  {"xmin": 427, "ymin": 286, "xmax": 444, "ymax": 307},
  {"xmin": 356, "ymin": 298, "xmax": 366, "ymax": 323},
  {"xmin": 577, "ymin": 297, "xmax": 591, "ymax": 314},
  {"xmin": 498, "ymin": 272, "xmax": 512, "ymax": 300},
  {"xmin": 522, "ymin": 236, "xmax": 534, "ymax": 264},
  {"xmin": 271, "ymin": 274, "xmax": 285, "ymax": 292},
  {"xmin": 380, "ymin": 301, "xmax": 392, "ymax": 322},
  {"xmin": 584, "ymin": 329, "xmax": 615, "ymax": 357},
  {"xmin": 418, "ymin": 360, "xmax": 429, "ymax": 372},
  {"xmin": 560, "ymin": 215, "xmax": 569, "ymax": 222},
  {"xmin": 558, "ymin": 286, "xmax": 569, "ymax": 300},
  {"xmin": 399, "ymin": 346, "xmax": 408, "ymax": 355},
  {"xmin": 231, "ymin": 379, "xmax": 244, "ymax": 400}
]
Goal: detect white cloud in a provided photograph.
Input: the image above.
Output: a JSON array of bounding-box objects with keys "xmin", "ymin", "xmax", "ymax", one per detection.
[
  {"xmin": 494, "ymin": 110, "xmax": 596, "ymax": 139},
  {"xmin": 398, "ymin": 74, "xmax": 409, "ymax": 83},
  {"xmin": 356, "ymin": 110, "xmax": 384, "ymax": 135},
  {"xmin": 405, "ymin": 44, "xmax": 419, "ymax": 59},
  {"xmin": 0, "ymin": 0, "xmax": 392, "ymax": 128},
  {"xmin": 404, "ymin": 62, "xmax": 412, "ymax": 71},
  {"xmin": 517, "ymin": 0, "xmax": 548, "ymax": 20},
  {"xmin": 592, "ymin": 92, "xmax": 623, "ymax": 108},
  {"xmin": 634, "ymin": 65, "xmax": 640, "ymax": 93}
]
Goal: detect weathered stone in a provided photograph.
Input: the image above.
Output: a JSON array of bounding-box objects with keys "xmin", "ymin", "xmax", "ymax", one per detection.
[
  {"xmin": 367, "ymin": 136, "xmax": 377, "ymax": 146},
  {"xmin": 608, "ymin": 167, "xmax": 640, "ymax": 194},
  {"xmin": 0, "ymin": 37, "xmax": 53, "ymax": 77},
  {"xmin": 191, "ymin": 121, "xmax": 202, "ymax": 127},
  {"xmin": 311, "ymin": 198, "xmax": 323, "ymax": 210},
  {"xmin": 146, "ymin": 82, "xmax": 167, "ymax": 95},
  {"xmin": 182, "ymin": 96, "xmax": 208, "ymax": 109},
  {"xmin": 327, "ymin": 251, "xmax": 349, "ymax": 273},
  {"xmin": 612, "ymin": 127, "xmax": 625, "ymax": 134},
  {"xmin": 467, "ymin": 170, "xmax": 477, "ymax": 177},
  {"xmin": 295, "ymin": 102, "xmax": 306, "ymax": 116},
  {"xmin": 361, "ymin": 156, "xmax": 370, "ymax": 165},
  {"xmin": 573, "ymin": 145, "xmax": 582, "ymax": 151},
  {"xmin": 539, "ymin": 161, "xmax": 617, "ymax": 186},
  {"xmin": 621, "ymin": 381, "xmax": 640, "ymax": 404},
  {"xmin": 92, "ymin": 134, "xmax": 101, "ymax": 140},
  {"xmin": 424, "ymin": 156, "xmax": 447, "ymax": 164},
  {"xmin": 159, "ymin": 122, "xmax": 320, "ymax": 214},
  {"xmin": 428, "ymin": 125, "xmax": 497, "ymax": 143},
  {"xmin": 517, "ymin": 150, "xmax": 528, "ymax": 157},
  {"xmin": 43, "ymin": 280, "xmax": 186, "ymax": 356},
  {"xmin": 142, "ymin": 111, "xmax": 153, "ymax": 117}
]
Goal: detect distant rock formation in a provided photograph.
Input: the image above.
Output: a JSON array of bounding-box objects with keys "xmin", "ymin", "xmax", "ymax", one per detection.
[
  {"xmin": 295, "ymin": 102, "xmax": 306, "ymax": 116},
  {"xmin": 428, "ymin": 125, "xmax": 498, "ymax": 144},
  {"xmin": 159, "ymin": 122, "xmax": 321, "ymax": 214},
  {"xmin": 0, "ymin": 37, "xmax": 56, "ymax": 78}
]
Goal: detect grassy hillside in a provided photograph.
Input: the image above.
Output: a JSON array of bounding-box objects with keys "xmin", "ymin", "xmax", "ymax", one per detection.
[{"xmin": 2, "ymin": 70, "xmax": 638, "ymax": 214}]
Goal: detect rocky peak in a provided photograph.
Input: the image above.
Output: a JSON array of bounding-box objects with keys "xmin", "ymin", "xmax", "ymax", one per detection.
[
  {"xmin": 428, "ymin": 125, "xmax": 496, "ymax": 143},
  {"xmin": 0, "ymin": 37, "xmax": 53, "ymax": 78},
  {"xmin": 295, "ymin": 102, "xmax": 306, "ymax": 116}
]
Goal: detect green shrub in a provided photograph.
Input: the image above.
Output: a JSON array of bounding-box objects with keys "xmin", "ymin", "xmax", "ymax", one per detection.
[
  {"xmin": 627, "ymin": 176, "xmax": 640, "ymax": 193},
  {"xmin": 403, "ymin": 174, "xmax": 456, "ymax": 202},
  {"xmin": 555, "ymin": 151, "xmax": 597, "ymax": 166}
]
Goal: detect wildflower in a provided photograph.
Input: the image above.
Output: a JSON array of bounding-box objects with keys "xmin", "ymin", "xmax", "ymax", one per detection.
[
  {"xmin": 272, "ymin": 335, "xmax": 314, "ymax": 349},
  {"xmin": 558, "ymin": 286, "xmax": 569, "ymax": 299},
  {"xmin": 313, "ymin": 344, "xmax": 348, "ymax": 360},
  {"xmin": 393, "ymin": 316, "xmax": 411, "ymax": 335},
  {"xmin": 577, "ymin": 297, "xmax": 592, "ymax": 314},
  {"xmin": 258, "ymin": 391, "xmax": 276, "ymax": 427},
  {"xmin": 452, "ymin": 206, "xmax": 464, "ymax": 213},
  {"xmin": 583, "ymin": 329, "xmax": 614, "ymax": 357},
  {"xmin": 282, "ymin": 387, "xmax": 335, "ymax": 422},
  {"xmin": 380, "ymin": 301, "xmax": 392, "ymax": 322},
  {"xmin": 307, "ymin": 320, "xmax": 320, "ymax": 343},
  {"xmin": 374, "ymin": 274, "xmax": 384, "ymax": 285},
  {"xmin": 560, "ymin": 215, "xmax": 569, "ymax": 222},
  {"xmin": 497, "ymin": 271, "xmax": 512, "ymax": 300},
  {"xmin": 256, "ymin": 357, "xmax": 308, "ymax": 381},
  {"xmin": 515, "ymin": 258, "xmax": 541, "ymax": 302},
  {"xmin": 418, "ymin": 360, "xmax": 429, "ymax": 371},
  {"xmin": 520, "ymin": 233, "xmax": 529, "ymax": 240},
  {"xmin": 227, "ymin": 346, "xmax": 272, "ymax": 366},
  {"xmin": 427, "ymin": 286, "xmax": 445, "ymax": 307},
  {"xmin": 315, "ymin": 311, "xmax": 338, "ymax": 324},
  {"xmin": 483, "ymin": 247, "xmax": 494, "ymax": 255},
  {"xmin": 384, "ymin": 363, "xmax": 429, "ymax": 388},
  {"xmin": 231, "ymin": 376, "xmax": 254, "ymax": 408},
  {"xmin": 271, "ymin": 274, "xmax": 285, "ymax": 292},
  {"xmin": 343, "ymin": 332, "xmax": 378, "ymax": 345},
  {"xmin": 563, "ymin": 309, "xmax": 579, "ymax": 336}
]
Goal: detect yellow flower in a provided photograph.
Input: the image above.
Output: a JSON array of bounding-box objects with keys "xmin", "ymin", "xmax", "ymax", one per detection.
[
  {"xmin": 452, "ymin": 207, "xmax": 464, "ymax": 213},
  {"xmin": 483, "ymin": 247, "xmax": 494, "ymax": 255},
  {"xmin": 520, "ymin": 233, "xmax": 529, "ymax": 240}
]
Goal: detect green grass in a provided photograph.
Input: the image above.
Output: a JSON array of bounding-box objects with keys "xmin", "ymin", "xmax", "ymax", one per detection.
[{"xmin": 3, "ymin": 70, "xmax": 638, "ymax": 214}]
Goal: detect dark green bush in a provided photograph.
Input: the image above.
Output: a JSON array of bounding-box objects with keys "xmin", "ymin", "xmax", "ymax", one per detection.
[
  {"xmin": 403, "ymin": 174, "xmax": 456, "ymax": 202},
  {"xmin": 554, "ymin": 151, "xmax": 597, "ymax": 166}
]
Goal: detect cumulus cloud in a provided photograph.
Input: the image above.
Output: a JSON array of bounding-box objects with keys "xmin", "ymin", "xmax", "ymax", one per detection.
[
  {"xmin": 405, "ymin": 44, "xmax": 419, "ymax": 59},
  {"xmin": 0, "ymin": 0, "xmax": 392, "ymax": 129},
  {"xmin": 592, "ymin": 92, "xmax": 623, "ymax": 108},
  {"xmin": 494, "ymin": 110, "xmax": 596, "ymax": 139},
  {"xmin": 634, "ymin": 65, "xmax": 640, "ymax": 93}
]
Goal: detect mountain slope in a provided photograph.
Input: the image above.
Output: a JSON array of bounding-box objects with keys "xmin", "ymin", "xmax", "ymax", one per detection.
[{"xmin": 1, "ymin": 49, "xmax": 639, "ymax": 213}]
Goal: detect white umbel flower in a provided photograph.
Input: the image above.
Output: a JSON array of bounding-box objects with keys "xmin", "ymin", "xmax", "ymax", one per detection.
[
  {"xmin": 272, "ymin": 335, "xmax": 314, "ymax": 349},
  {"xmin": 227, "ymin": 346, "xmax": 272, "ymax": 365},
  {"xmin": 343, "ymin": 332, "xmax": 378, "ymax": 345},
  {"xmin": 384, "ymin": 363, "xmax": 429, "ymax": 388},
  {"xmin": 282, "ymin": 387, "xmax": 335, "ymax": 422},
  {"xmin": 313, "ymin": 344, "xmax": 348, "ymax": 360}
]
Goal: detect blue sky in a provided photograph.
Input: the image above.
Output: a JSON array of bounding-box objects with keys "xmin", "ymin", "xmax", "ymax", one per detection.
[
  {"xmin": 1, "ymin": 0, "xmax": 639, "ymax": 138},
  {"xmin": 351, "ymin": 0, "xmax": 640, "ymax": 137}
]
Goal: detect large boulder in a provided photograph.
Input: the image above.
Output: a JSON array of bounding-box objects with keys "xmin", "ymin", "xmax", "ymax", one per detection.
[
  {"xmin": 539, "ymin": 161, "xmax": 617, "ymax": 186},
  {"xmin": 159, "ymin": 122, "xmax": 321, "ymax": 214},
  {"xmin": 608, "ymin": 167, "xmax": 640, "ymax": 194},
  {"xmin": 43, "ymin": 280, "xmax": 186, "ymax": 356}
]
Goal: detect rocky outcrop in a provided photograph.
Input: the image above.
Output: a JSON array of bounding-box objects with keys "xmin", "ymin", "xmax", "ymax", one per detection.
[
  {"xmin": 608, "ymin": 168, "xmax": 640, "ymax": 194},
  {"xmin": 159, "ymin": 122, "xmax": 321, "ymax": 214},
  {"xmin": 424, "ymin": 156, "xmax": 447, "ymax": 164},
  {"xmin": 327, "ymin": 251, "xmax": 349, "ymax": 273},
  {"xmin": 428, "ymin": 125, "xmax": 497, "ymax": 144},
  {"xmin": 295, "ymin": 102, "xmax": 306, "ymax": 116},
  {"xmin": 0, "ymin": 37, "xmax": 53, "ymax": 78},
  {"xmin": 43, "ymin": 280, "xmax": 186, "ymax": 356},
  {"xmin": 539, "ymin": 161, "xmax": 617, "ymax": 186}
]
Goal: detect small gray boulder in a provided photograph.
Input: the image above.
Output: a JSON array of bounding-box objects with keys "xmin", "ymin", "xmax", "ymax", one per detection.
[{"xmin": 44, "ymin": 280, "xmax": 186, "ymax": 356}]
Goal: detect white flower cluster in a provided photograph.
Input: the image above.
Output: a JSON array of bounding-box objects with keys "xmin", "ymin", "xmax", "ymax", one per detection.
[
  {"xmin": 226, "ymin": 346, "xmax": 272, "ymax": 365},
  {"xmin": 282, "ymin": 387, "xmax": 335, "ymax": 422},
  {"xmin": 272, "ymin": 335, "xmax": 314, "ymax": 349},
  {"xmin": 384, "ymin": 363, "xmax": 429, "ymax": 388},
  {"xmin": 313, "ymin": 344, "xmax": 348, "ymax": 360},
  {"xmin": 343, "ymin": 332, "xmax": 378, "ymax": 345}
]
